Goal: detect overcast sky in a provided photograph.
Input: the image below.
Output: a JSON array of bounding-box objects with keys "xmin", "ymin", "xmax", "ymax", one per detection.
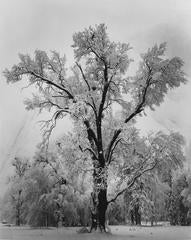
[{"xmin": 0, "ymin": 0, "xmax": 191, "ymax": 194}]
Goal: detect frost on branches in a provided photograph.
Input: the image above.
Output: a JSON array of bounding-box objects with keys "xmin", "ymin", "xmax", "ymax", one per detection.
[{"xmin": 4, "ymin": 24, "xmax": 187, "ymax": 231}]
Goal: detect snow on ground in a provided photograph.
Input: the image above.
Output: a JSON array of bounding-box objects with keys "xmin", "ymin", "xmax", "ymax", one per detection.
[{"xmin": 0, "ymin": 225, "xmax": 191, "ymax": 240}]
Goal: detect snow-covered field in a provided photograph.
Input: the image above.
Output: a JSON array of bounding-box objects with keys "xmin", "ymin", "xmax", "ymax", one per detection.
[{"xmin": 0, "ymin": 225, "xmax": 191, "ymax": 240}]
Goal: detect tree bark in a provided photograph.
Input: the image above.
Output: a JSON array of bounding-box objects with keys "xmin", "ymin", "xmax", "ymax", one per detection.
[
  {"xmin": 16, "ymin": 209, "xmax": 21, "ymax": 226},
  {"xmin": 130, "ymin": 210, "xmax": 135, "ymax": 225},
  {"xmin": 134, "ymin": 205, "xmax": 141, "ymax": 225},
  {"xmin": 97, "ymin": 188, "xmax": 107, "ymax": 231},
  {"xmin": 16, "ymin": 190, "xmax": 22, "ymax": 226},
  {"xmin": 90, "ymin": 189, "xmax": 108, "ymax": 232},
  {"xmin": 90, "ymin": 165, "xmax": 108, "ymax": 232}
]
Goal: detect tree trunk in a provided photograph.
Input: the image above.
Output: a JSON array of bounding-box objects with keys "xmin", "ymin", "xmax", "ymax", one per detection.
[
  {"xmin": 45, "ymin": 214, "xmax": 48, "ymax": 227},
  {"xmin": 134, "ymin": 205, "xmax": 141, "ymax": 225},
  {"xmin": 130, "ymin": 210, "xmax": 134, "ymax": 225},
  {"xmin": 151, "ymin": 204, "xmax": 155, "ymax": 226},
  {"xmin": 90, "ymin": 165, "xmax": 108, "ymax": 232},
  {"xmin": 16, "ymin": 190, "xmax": 22, "ymax": 226},
  {"xmin": 151, "ymin": 218, "xmax": 154, "ymax": 226},
  {"xmin": 16, "ymin": 210, "xmax": 21, "ymax": 226},
  {"xmin": 90, "ymin": 189, "xmax": 108, "ymax": 232},
  {"xmin": 97, "ymin": 188, "xmax": 107, "ymax": 231}
]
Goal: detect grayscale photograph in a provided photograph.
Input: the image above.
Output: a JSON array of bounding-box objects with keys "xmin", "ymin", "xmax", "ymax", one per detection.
[{"xmin": 0, "ymin": 0, "xmax": 191, "ymax": 239}]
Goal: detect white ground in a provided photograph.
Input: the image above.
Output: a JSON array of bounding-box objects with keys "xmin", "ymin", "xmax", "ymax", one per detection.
[{"xmin": 0, "ymin": 224, "xmax": 191, "ymax": 240}]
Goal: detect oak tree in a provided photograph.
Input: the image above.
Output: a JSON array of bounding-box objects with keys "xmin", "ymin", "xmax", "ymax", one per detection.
[{"xmin": 4, "ymin": 24, "xmax": 186, "ymax": 230}]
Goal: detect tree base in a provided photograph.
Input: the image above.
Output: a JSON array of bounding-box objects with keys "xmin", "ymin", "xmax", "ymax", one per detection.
[
  {"xmin": 77, "ymin": 227, "xmax": 90, "ymax": 233},
  {"xmin": 77, "ymin": 225, "xmax": 112, "ymax": 234}
]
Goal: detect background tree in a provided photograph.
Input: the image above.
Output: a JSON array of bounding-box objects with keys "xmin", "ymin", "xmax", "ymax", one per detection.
[
  {"xmin": 181, "ymin": 171, "xmax": 191, "ymax": 224},
  {"xmin": 4, "ymin": 24, "xmax": 187, "ymax": 230},
  {"xmin": 107, "ymin": 130, "xmax": 185, "ymax": 225},
  {"xmin": 169, "ymin": 171, "xmax": 191, "ymax": 226},
  {"xmin": 6, "ymin": 157, "xmax": 30, "ymax": 226},
  {"xmin": 22, "ymin": 166, "xmax": 55, "ymax": 227}
]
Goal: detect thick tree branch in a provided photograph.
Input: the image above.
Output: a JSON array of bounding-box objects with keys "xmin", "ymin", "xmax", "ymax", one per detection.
[
  {"xmin": 86, "ymin": 101, "xmax": 97, "ymax": 118},
  {"xmin": 84, "ymin": 148, "xmax": 98, "ymax": 160},
  {"xmin": 98, "ymin": 82, "xmax": 110, "ymax": 120},
  {"xmin": 107, "ymin": 160, "xmax": 158, "ymax": 204},
  {"xmin": 75, "ymin": 62, "xmax": 91, "ymax": 91},
  {"xmin": 75, "ymin": 62, "xmax": 98, "ymax": 117},
  {"xmin": 84, "ymin": 119, "xmax": 98, "ymax": 147},
  {"xmin": 106, "ymin": 138, "xmax": 122, "ymax": 164},
  {"xmin": 95, "ymin": 64, "xmax": 112, "ymax": 163},
  {"xmin": 124, "ymin": 75, "xmax": 152, "ymax": 124},
  {"xmin": 106, "ymin": 68, "xmax": 153, "ymax": 160},
  {"xmin": 39, "ymin": 99, "xmax": 69, "ymax": 111},
  {"xmin": 26, "ymin": 71, "xmax": 74, "ymax": 99}
]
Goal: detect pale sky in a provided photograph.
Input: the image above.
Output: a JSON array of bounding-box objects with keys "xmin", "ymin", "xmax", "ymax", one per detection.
[{"xmin": 0, "ymin": 0, "xmax": 191, "ymax": 195}]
